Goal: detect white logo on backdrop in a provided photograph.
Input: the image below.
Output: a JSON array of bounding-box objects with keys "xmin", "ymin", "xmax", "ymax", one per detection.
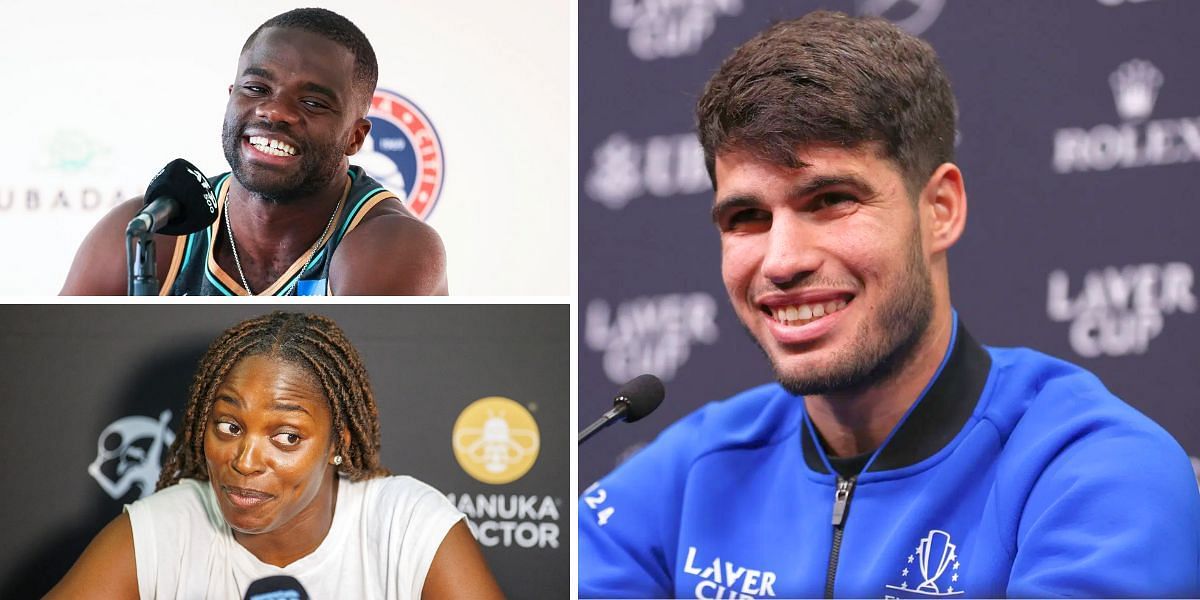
[
  {"xmin": 609, "ymin": 0, "xmax": 743, "ymax": 60},
  {"xmin": 1110, "ymin": 59, "xmax": 1163, "ymax": 121},
  {"xmin": 1047, "ymin": 262, "xmax": 1196, "ymax": 358},
  {"xmin": 1054, "ymin": 60, "xmax": 1200, "ymax": 173},
  {"xmin": 585, "ymin": 132, "xmax": 710, "ymax": 209},
  {"xmin": 585, "ymin": 293, "xmax": 719, "ymax": 384},
  {"xmin": 355, "ymin": 133, "xmax": 408, "ymax": 196},
  {"xmin": 448, "ymin": 492, "xmax": 562, "ymax": 549},
  {"xmin": 1096, "ymin": 0, "xmax": 1158, "ymax": 5},
  {"xmin": 856, "ymin": 0, "xmax": 945, "ymax": 36},
  {"xmin": 88, "ymin": 410, "xmax": 174, "ymax": 500}
]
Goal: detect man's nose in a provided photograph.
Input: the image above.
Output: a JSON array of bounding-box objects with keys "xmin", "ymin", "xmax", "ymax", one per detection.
[
  {"xmin": 255, "ymin": 96, "xmax": 300, "ymax": 127},
  {"xmin": 760, "ymin": 213, "xmax": 822, "ymax": 286}
]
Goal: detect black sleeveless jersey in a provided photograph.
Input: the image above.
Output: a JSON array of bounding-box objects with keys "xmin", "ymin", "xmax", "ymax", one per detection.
[{"xmin": 160, "ymin": 166, "xmax": 400, "ymax": 296}]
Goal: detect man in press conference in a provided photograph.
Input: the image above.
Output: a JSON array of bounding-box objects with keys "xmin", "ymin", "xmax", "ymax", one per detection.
[{"xmin": 578, "ymin": 11, "xmax": 1200, "ymax": 598}]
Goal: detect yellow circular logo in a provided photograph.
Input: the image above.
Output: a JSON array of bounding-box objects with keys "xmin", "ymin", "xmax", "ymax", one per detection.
[{"xmin": 452, "ymin": 397, "xmax": 540, "ymax": 485}]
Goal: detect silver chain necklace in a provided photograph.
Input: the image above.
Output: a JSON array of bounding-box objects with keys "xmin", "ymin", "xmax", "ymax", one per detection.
[{"xmin": 224, "ymin": 195, "xmax": 342, "ymax": 296}]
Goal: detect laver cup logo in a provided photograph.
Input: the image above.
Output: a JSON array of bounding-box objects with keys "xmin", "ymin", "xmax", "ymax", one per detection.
[{"xmin": 452, "ymin": 397, "xmax": 540, "ymax": 484}]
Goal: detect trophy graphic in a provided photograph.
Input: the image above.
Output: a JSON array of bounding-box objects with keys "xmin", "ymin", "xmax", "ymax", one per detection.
[{"xmin": 916, "ymin": 530, "xmax": 955, "ymax": 593}]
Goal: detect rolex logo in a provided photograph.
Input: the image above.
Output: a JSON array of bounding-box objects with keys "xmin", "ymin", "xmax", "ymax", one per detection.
[{"xmin": 1109, "ymin": 59, "xmax": 1163, "ymax": 122}]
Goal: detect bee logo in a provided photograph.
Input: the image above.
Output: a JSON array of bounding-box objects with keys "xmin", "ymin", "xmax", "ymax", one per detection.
[{"xmin": 452, "ymin": 397, "xmax": 540, "ymax": 485}]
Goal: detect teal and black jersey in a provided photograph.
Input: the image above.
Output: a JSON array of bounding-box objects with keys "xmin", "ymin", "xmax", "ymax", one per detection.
[{"xmin": 160, "ymin": 166, "xmax": 400, "ymax": 296}]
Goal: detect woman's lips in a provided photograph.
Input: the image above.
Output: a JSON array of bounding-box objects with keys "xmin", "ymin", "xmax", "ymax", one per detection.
[{"xmin": 223, "ymin": 485, "xmax": 274, "ymax": 508}]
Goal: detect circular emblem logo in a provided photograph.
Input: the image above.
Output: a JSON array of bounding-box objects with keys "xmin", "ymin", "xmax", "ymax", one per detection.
[
  {"xmin": 452, "ymin": 397, "xmax": 540, "ymax": 485},
  {"xmin": 362, "ymin": 89, "xmax": 444, "ymax": 220},
  {"xmin": 856, "ymin": 0, "xmax": 945, "ymax": 36}
]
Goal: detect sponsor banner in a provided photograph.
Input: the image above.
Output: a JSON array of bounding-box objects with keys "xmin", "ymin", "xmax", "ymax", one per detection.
[
  {"xmin": 609, "ymin": 0, "xmax": 743, "ymax": 61},
  {"xmin": 1047, "ymin": 261, "xmax": 1195, "ymax": 358},
  {"xmin": 1053, "ymin": 60, "xmax": 1200, "ymax": 173},
  {"xmin": 450, "ymin": 395, "xmax": 563, "ymax": 551}
]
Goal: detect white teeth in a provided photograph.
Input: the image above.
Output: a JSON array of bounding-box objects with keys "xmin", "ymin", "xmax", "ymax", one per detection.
[
  {"xmin": 769, "ymin": 299, "xmax": 851, "ymax": 326},
  {"xmin": 248, "ymin": 136, "xmax": 296, "ymax": 156}
]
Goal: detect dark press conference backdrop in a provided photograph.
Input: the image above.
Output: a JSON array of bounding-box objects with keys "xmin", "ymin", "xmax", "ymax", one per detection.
[
  {"xmin": 0, "ymin": 305, "xmax": 568, "ymax": 599},
  {"xmin": 579, "ymin": 0, "xmax": 1200, "ymax": 492}
]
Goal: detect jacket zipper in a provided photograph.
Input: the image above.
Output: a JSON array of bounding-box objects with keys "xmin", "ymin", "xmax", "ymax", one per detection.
[{"xmin": 825, "ymin": 476, "xmax": 856, "ymax": 598}]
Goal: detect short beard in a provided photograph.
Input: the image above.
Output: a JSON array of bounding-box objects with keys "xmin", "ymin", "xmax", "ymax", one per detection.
[
  {"xmin": 221, "ymin": 118, "xmax": 345, "ymax": 204},
  {"xmin": 760, "ymin": 226, "xmax": 935, "ymax": 397}
]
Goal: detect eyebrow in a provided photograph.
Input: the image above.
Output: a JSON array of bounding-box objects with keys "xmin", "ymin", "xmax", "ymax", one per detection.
[
  {"xmin": 710, "ymin": 173, "xmax": 878, "ymax": 223},
  {"xmin": 240, "ymin": 67, "xmax": 340, "ymax": 103},
  {"xmin": 215, "ymin": 396, "xmax": 313, "ymax": 417}
]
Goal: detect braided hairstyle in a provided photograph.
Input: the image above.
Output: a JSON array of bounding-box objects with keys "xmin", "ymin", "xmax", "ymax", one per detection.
[{"xmin": 157, "ymin": 312, "xmax": 389, "ymax": 490}]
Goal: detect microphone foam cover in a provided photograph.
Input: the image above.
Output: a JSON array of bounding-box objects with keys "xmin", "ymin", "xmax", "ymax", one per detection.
[
  {"xmin": 143, "ymin": 158, "xmax": 219, "ymax": 235},
  {"xmin": 244, "ymin": 575, "xmax": 309, "ymax": 600},
  {"xmin": 618, "ymin": 373, "xmax": 665, "ymax": 422}
]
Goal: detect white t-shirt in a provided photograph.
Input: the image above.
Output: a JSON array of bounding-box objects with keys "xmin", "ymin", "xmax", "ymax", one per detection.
[{"xmin": 125, "ymin": 475, "xmax": 464, "ymax": 599}]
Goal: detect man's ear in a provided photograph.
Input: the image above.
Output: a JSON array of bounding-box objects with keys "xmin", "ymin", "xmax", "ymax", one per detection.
[
  {"xmin": 920, "ymin": 162, "xmax": 967, "ymax": 254},
  {"xmin": 228, "ymin": 84, "xmax": 233, "ymax": 95},
  {"xmin": 345, "ymin": 117, "xmax": 372, "ymax": 156}
]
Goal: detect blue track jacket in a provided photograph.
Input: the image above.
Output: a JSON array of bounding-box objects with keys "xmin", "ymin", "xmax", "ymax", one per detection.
[{"xmin": 579, "ymin": 319, "xmax": 1200, "ymax": 598}]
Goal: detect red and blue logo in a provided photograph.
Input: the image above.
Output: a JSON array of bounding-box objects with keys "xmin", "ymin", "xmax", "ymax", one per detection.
[{"xmin": 361, "ymin": 89, "xmax": 444, "ymax": 221}]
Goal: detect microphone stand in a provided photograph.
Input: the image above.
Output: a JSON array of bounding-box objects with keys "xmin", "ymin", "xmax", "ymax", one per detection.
[
  {"xmin": 126, "ymin": 220, "xmax": 158, "ymax": 296},
  {"xmin": 578, "ymin": 397, "xmax": 631, "ymax": 444}
]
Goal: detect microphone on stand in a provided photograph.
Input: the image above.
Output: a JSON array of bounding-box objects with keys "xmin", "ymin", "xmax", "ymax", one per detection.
[
  {"xmin": 125, "ymin": 158, "xmax": 219, "ymax": 295},
  {"xmin": 579, "ymin": 374, "xmax": 665, "ymax": 445}
]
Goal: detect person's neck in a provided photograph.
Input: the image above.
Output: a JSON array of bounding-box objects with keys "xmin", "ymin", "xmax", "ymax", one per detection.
[
  {"xmin": 805, "ymin": 311, "xmax": 954, "ymax": 459},
  {"xmin": 233, "ymin": 473, "xmax": 339, "ymax": 568},
  {"xmin": 226, "ymin": 174, "xmax": 346, "ymax": 257}
]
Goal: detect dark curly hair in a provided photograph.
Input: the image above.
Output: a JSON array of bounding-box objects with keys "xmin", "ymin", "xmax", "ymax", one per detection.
[
  {"xmin": 157, "ymin": 311, "xmax": 388, "ymax": 490},
  {"xmin": 696, "ymin": 10, "xmax": 958, "ymax": 196},
  {"xmin": 242, "ymin": 7, "xmax": 379, "ymax": 114}
]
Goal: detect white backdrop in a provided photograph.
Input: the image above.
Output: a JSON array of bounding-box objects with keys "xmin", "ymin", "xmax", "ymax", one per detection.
[{"xmin": 0, "ymin": 1, "xmax": 571, "ymax": 296}]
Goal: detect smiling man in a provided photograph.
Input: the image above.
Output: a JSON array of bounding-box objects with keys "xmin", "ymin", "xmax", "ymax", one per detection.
[
  {"xmin": 579, "ymin": 11, "xmax": 1200, "ymax": 598},
  {"xmin": 61, "ymin": 8, "xmax": 447, "ymax": 296}
]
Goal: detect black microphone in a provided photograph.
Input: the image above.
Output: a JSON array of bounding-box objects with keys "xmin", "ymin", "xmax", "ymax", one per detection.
[
  {"xmin": 579, "ymin": 374, "xmax": 665, "ymax": 444},
  {"xmin": 243, "ymin": 575, "xmax": 309, "ymax": 600},
  {"xmin": 126, "ymin": 158, "xmax": 218, "ymax": 236}
]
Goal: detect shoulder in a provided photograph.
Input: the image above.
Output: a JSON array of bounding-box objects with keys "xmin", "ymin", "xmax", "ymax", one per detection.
[
  {"xmin": 585, "ymin": 383, "xmax": 801, "ymax": 501},
  {"xmin": 125, "ymin": 479, "xmax": 223, "ymax": 549},
  {"xmin": 986, "ymin": 346, "xmax": 1197, "ymax": 520},
  {"xmin": 985, "ymin": 346, "xmax": 1184, "ymax": 454},
  {"xmin": 354, "ymin": 475, "xmax": 462, "ymax": 532},
  {"xmin": 60, "ymin": 196, "xmax": 150, "ymax": 295},
  {"xmin": 636, "ymin": 383, "xmax": 804, "ymax": 466},
  {"xmin": 329, "ymin": 197, "xmax": 447, "ymax": 295}
]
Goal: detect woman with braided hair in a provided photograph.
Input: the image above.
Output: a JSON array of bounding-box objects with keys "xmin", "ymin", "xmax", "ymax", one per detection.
[{"xmin": 50, "ymin": 312, "xmax": 503, "ymax": 599}]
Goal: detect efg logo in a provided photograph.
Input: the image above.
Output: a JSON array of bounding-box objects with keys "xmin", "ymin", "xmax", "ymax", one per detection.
[
  {"xmin": 452, "ymin": 397, "xmax": 540, "ymax": 485},
  {"xmin": 586, "ymin": 293, "xmax": 719, "ymax": 384},
  {"xmin": 88, "ymin": 410, "xmax": 174, "ymax": 501},
  {"xmin": 1047, "ymin": 262, "xmax": 1196, "ymax": 358},
  {"xmin": 364, "ymin": 89, "xmax": 444, "ymax": 220},
  {"xmin": 1053, "ymin": 59, "xmax": 1200, "ymax": 173},
  {"xmin": 609, "ymin": 0, "xmax": 742, "ymax": 61},
  {"xmin": 585, "ymin": 132, "xmax": 710, "ymax": 209}
]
